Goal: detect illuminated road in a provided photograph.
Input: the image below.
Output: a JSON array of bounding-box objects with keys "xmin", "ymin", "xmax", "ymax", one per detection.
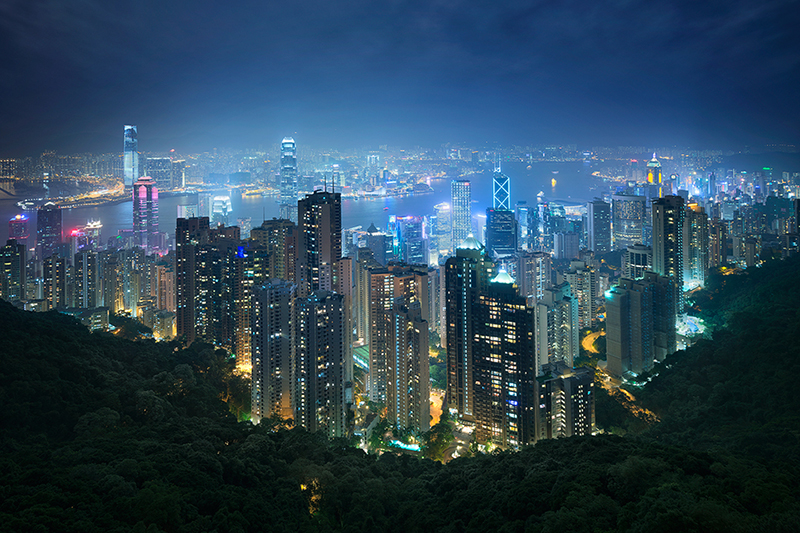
[{"xmin": 581, "ymin": 330, "xmax": 605, "ymax": 353}]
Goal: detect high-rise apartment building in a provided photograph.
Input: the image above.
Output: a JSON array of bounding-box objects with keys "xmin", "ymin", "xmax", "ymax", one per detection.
[
  {"xmin": 123, "ymin": 125, "xmax": 139, "ymax": 188},
  {"xmin": 176, "ymin": 217, "xmax": 211, "ymax": 345},
  {"xmin": 652, "ymin": 195, "xmax": 685, "ymax": 310},
  {"xmin": 74, "ymin": 250, "xmax": 98, "ymax": 309},
  {"xmin": 43, "ymin": 255, "xmax": 67, "ymax": 310},
  {"xmin": 251, "ymin": 279, "xmax": 295, "ymax": 424},
  {"xmin": 605, "ymin": 272, "xmax": 676, "ymax": 378},
  {"xmin": 534, "ymin": 362, "xmax": 595, "ymax": 440},
  {"xmin": 517, "ymin": 251, "xmax": 551, "ymax": 305},
  {"xmin": 37, "ymin": 202, "xmax": 62, "ymax": 259},
  {"xmin": 709, "ymin": 220, "xmax": 727, "ymax": 267},
  {"xmin": 279, "ymin": 137, "xmax": 298, "ymax": 222},
  {"xmin": 586, "ymin": 200, "xmax": 611, "ymax": 253},
  {"xmin": 534, "ymin": 282, "xmax": 579, "ymax": 374},
  {"xmin": 472, "ymin": 270, "xmax": 535, "ymax": 449},
  {"xmin": 0, "ymin": 239, "xmax": 26, "ymax": 301},
  {"xmin": 297, "ymin": 190, "xmax": 342, "ymax": 297},
  {"xmin": 612, "ymin": 194, "xmax": 646, "ymax": 249},
  {"xmin": 554, "ymin": 232, "xmax": 580, "ymax": 260},
  {"xmin": 292, "ymin": 290, "xmax": 346, "ymax": 438},
  {"xmin": 451, "ymin": 180, "xmax": 472, "ymax": 249},
  {"xmin": 684, "ymin": 203, "xmax": 709, "ymax": 288},
  {"xmin": 250, "ymin": 218, "xmax": 297, "ymax": 283},
  {"xmin": 391, "ymin": 300, "xmax": 430, "ymax": 432},
  {"xmin": 623, "ymin": 244, "xmax": 652, "ymax": 280},
  {"xmin": 444, "ymin": 235, "xmax": 495, "ymax": 421},
  {"xmin": 133, "ymin": 176, "xmax": 159, "ymax": 252},
  {"xmin": 565, "ymin": 260, "xmax": 597, "ymax": 328}
]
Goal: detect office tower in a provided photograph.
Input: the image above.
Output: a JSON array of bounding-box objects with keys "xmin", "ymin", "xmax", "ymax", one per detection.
[
  {"xmin": 565, "ymin": 260, "xmax": 597, "ymax": 328},
  {"xmin": 485, "ymin": 208, "xmax": 516, "ymax": 259},
  {"xmin": 646, "ymin": 154, "xmax": 663, "ymax": 195},
  {"xmin": 145, "ymin": 157, "xmax": 172, "ymax": 189},
  {"xmin": 8, "ymin": 215, "xmax": 29, "ymax": 247},
  {"xmin": 37, "ymin": 202, "xmax": 62, "ymax": 259},
  {"xmin": 176, "ymin": 217, "xmax": 211, "ymax": 344},
  {"xmin": 684, "ymin": 203, "xmax": 709, "ymax": 288},
  {"xmin": 279, "ymin": 137, "xmax": 299, "ymax": 222},
  {"xmin": 517, "ymin": 251, "xmax": 551, "ymax": 305},
  {"xmin": 709, "ymin": 220, "xmax": 727, "ymax": 267},
  {"xmin": 472, "ymin": 270, "xmax": 535, "ymax": 449},
  {"xmin": 534, "ymin": 282, "xmax": 579, "ymax": 374},
  {"xmin": 432, "ymin": 202, "xmax": 452, "ymax": 259},
  {"xmin": 391, "ymin": 300, "xmax": 430, "ymax": 432},
  {"xmin": 515, "ymin": 201, "xmax": 531, "ymax": 250},
  {"xmin": 535, "ymin": 362, "xmax": 595, "ymax": 440},
  {"xmin": 123, "ymin": 125, "xmax": 139, "ymax": 188},
  {"xmin": 554, "ymin": 232, "xmax": 580, "ymax": 260},
  {"xmin": 586, "ymin": 200, "xmax": 611, "ymax": 253},
  {"xmin": 132, "ymin": 176, "xmax": 159, "ymax": 252},
  {"xmin": 451, "ymin": 180, "xmax": 472, "ymax": 249},
  {"xmin": 171, "ymin": 159, "xmax": 186, "ymax": 189},
  {"xmin": 605, "ymin": 272, "xmax": 676, "ymax": 378},
  {"xmin": 395, "ymin": 216, "xmax": 426, "ymax": 265},
  {"xmin": 363, "ymin": 223, "xmax": 391, "ymax": 265},
  {"xmin": 0, "ymin": 239, "xmax": 26, "ymax": 301},
  {"xmin": 492, "ymin": 169, "xmax": 511, "ymax": 210},
  {"xmin": 292, "ymin": 291, "xmax": 346, "ymax": 438},
  {"xmin": 251, "ymin": 279, "xmax": 295, "ymax": 424},
  {"xmin": 612, "ymin": 194, "xmax": 646, "ymax": 249},
  {"xmin": 43, "ymin": 255, "xmax": 67, "ymax": 309},
  {"xmin": 74, "ymin": 250, "xmax": 97, "ymax": 309},
  {"xmin": 444, "ymin": 235, "xmax": 495, "ymax": 420},
  {"xmin": 297, "ymin": 190, "xmax": 342, "ymax": 297},
  {"xmin": 652, "ymin": 195, "xmax": 685, "ymax": 310},
  {"xmin": 623, "ymin": 244, "xmax": 653, "ymax": 279},
  {"xmin": 211, "ymin": 196, "xmax": 232, "ymax": 227}
]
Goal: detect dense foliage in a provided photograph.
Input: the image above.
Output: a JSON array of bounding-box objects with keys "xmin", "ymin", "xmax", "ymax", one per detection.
[{"xmin": 2, "ymin": 258, "xmax": 800, "ymax": 531}]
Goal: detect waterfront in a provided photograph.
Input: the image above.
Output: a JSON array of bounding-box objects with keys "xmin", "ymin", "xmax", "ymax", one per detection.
[{"xmin": 0, "ymin": 160, "xmax": 605, "ymax": 245}]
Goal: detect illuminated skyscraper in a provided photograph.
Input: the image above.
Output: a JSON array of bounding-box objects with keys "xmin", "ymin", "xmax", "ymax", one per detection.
[
  {"xmin": 534, "ymin": 282, "xmax": 579, "ymax": 373},
  {"xmin": 8, "ymin": 215, "xmax": 29, "ymax": 247},
  {"xmin": 123, "ymin": 125, "xmax": 139, "ymax": 188},
  {"xmin": 395, "ymin": 216, "xmax": 426, "ymax": 265},
  {"xmin": 444, "ymin": 235, "xmax": 495, "ymax": 421},
  {"xmin": 0, "ymin": 239, "xmax": 26, "ymax": 301},
  {"xmin": 612, "ymin": 194, "xmax": 646, "ymax": 249},
  {"xmin": 647, "ymin": 153, "xmax": 663, "ymax": 197},
  {"xmin": 132, "ymin": 176, "xmax": 159, "ymax": 252},
  {"xmin": 74, "ymin": 250, "xmax": 98, "ymax": 309},
  {"xmin": 535, "ymin": 362, "xmax": 595, "ymax": 440},
  {"xmin": 451, "ymin": 180, "xmax": 472, "ymax": 249},
  {"xmin": 684, "ymin": 203, "xmax": 709, "ymax": 289},
  {"xmin": 432, "ymin": 202, "xmax": 452, "ymax": 259},
  {"xmin": 586, "ymin": 200, "xmax": 611, "ymax": 253},
  {"xmin": 485, "ymin": 208, "xmax": 516, "ymax": 259},
  {"xmin": 623, "ymin": 244, "xmax": 652, "ymax": 279},
  {"xmin": 652, "ymin": 195, "xmax": 685, "ymax": 310},
  {"xmin": 297, "ymin": 190, "xmax": 342, "ymax": 297},
  {"xmin": 279, "ymin": 137, "xmax": 298, "ymax": 222},
  {"xmin": 517, "ymin": 251, "xmax": 551, "ymax": 305},
  {"xmin": 292, "ymin": 290, "xmax": 346, "ymax": 438},
  {"xmin": 36, "ymin": 202, "xmax": 62, "ymax": 259},
  {"xmin": 492, "ymin": 162, "xmax": 511, "ymax": 210}
]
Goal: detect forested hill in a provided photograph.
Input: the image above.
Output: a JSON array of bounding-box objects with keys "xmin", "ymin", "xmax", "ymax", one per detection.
[{"xmin": 2, "ymin": 253, "xmax": 800, "ymax": 532}]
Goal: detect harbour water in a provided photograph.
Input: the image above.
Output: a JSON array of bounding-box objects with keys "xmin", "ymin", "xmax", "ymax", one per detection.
[{"xmin": 0, "ymin": 160, "xmax": 605, "ymax": 245}]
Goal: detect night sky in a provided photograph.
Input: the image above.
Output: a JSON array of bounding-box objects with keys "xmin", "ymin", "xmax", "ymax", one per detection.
[{"xmin": 1, "ymin": 0, "xmax": 798, "ymax": 155}]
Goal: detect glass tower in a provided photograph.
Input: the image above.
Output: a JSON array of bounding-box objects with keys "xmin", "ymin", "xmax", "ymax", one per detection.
[
  {"xmin": 451, "ymin": 180, "xmax": 472, "ymax": 248},
  {"xmin": 132, "ymin": 176, "xmax": 159, "ymax": 252},
  {"xmin": 279, "ymin": 137, "xmax": 298, "ymax": 222},
  {"xmin": 123, "ymin": 125, "xmax": 139, "ymax": 188}
]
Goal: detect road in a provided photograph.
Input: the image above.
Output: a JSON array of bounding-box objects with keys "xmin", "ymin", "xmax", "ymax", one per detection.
[{"xmin": 581, "ymin": 330, "xmax": 605, "ymax": 353}]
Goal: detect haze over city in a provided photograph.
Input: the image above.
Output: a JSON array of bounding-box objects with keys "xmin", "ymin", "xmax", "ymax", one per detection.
[{"xmin": 2, "ymin": 0, "xmax": 799, "ymax": 155}]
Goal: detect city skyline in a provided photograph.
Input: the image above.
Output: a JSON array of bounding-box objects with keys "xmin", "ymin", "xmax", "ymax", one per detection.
[{"xmin": 1, "ymin": 1, "xmax": 799, "ymax": 156}]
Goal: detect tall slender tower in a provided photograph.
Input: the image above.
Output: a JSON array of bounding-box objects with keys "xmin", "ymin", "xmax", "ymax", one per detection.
[
  {"xmin": 132, "ymin": 176, "xmax": 159, "ymax": 252},
  {"xmin": 587, "ymin": 200, "xmax": 611, "ymax": 253},
  {"xmin": 292, "ymin": 291, "xmax": 346, "ymax": 438},
  {"xmin": 36, "ymin": 202, "xmax": 62, "ymax": 259},
  {"xmin": 652, "ymin": 195, "xmax": 685, "ymax": 311},
  {"xmin": 279, "ymin": 137, "xmax": 298, "ymax": 222},
  {"xmin": 451, "ymin": 180, "xmax": 472, "ymax": 249},
  {"xmin": 297, "ymin": 190, "xmax": 342, "ymax": 297},
  {"xmin": 175, "ymin": 217, "xmax": 210, "ymax": 345},
  {"xmin": 123, "ymin": 125, "xmax": 139, "ymax": 188},
  {"xmin": 492, "ymin": 161, "xmax": 511, "ymax": 211}
]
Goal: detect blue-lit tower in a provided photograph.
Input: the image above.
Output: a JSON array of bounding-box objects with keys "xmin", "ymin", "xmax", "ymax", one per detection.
[
  {"xmin": 279, "ymin": 137, "xmax": 298, "ymax": 222},
  {"xmin": 492, "ymin": 160, "xmax": 510, "ymax": 211},
  {"xmin": 123, "ymin": 125, "xmax": 139, "ymax": 188}
]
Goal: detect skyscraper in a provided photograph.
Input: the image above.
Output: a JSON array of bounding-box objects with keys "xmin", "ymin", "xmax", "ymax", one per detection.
[
  {"xmin": 623, "ymin": 244, "xmax": 653, "ymax": 280},
  {"xmin": 123, "ymin": 125, "xmax": 139, "ymax": 188},
  {"xmin": 444, "ymin": 235, "xmax": 495, "ymax": 421},
  {"xmin": 586, "ymin": 200, "xmax": 611, "ymax": 253},
  {"xmin": 176, "ymin": 217, "xmax": 210, "ymax": 345},
  {"xmin": 565, "ymin": 260, "xmax": 597, "ymax": 328},
  {"xmin": 297, "ymin": 190, "xmax": 342, "ymax": 297},
  {"xmin": 132, "ymin": 176, "xmax": 159, "ymax": 252},
  {"xmin": 534, "ymin": 282, "xmax": 579, "ymax": 373},
  {"xmin": 251, "ymin": 279, "xmax": 295, "ymax": 424},
  {"xmin": 292, "ymin": 290, "xmax": 346, "ymax": 438},
  {"xmin": 517, "ymin": 251, "xmax": 552, "ymax": 305},
  {"xmin": 74, "ymin": 250, "xmax": 98, "ymax": 309},
  {"xmin": 145, "ymin": 157, "xmax": 172, "ymax": 189},
  {"xmin": 451, "ymin": 180, "xmax": 472, "ymax": 249},
  {"xmin": 395, "ymin": 216, "xmax": 426, "ymax": 265},
  {"xmin": 472, "ymin": 270, "xmax": 535, "ymax": 449},
  {"xmin": 652, "ymin": 195, "xmax": 685, "ymax": 310},
  {"xmin": 485, "ymin": 208, "xmax": 516, "ymax": 259},
  {"xmin": 0, "ymin": 239, "xmax": 26, "ymax": 301},
  {"xmin": 709, "ymin": 220, "xmax": 727, "ymax": 267},
  {"xmin": 8, "ymin": 214, "xmax": 29, "ymax": 247},
  {"xmin": 492, "ymin": 169, "xmax": 511, "ymax": 211},
  {"xmin": 612, "ymin": 194, "xmax": 646, "ymax": 249},
  {"xmin": 535, "ymin": 362, "xmax": 595, "ymax": 440},
  {"xmin": 684, "ymin": 203, "xmax": 709, "ymax": 289},
  {"xmin": 279, "ymin": 137, "xmax": 298, "ymax": 222},
  {"xmin": 390, "ymin": 300, "xmax": 430, "ymax": 432},
  {"xmin": 36, "ymin": 202, "xmax": 62, "ymax": 259}
]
